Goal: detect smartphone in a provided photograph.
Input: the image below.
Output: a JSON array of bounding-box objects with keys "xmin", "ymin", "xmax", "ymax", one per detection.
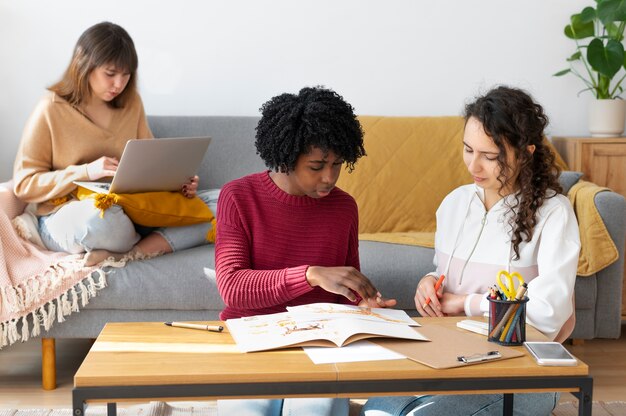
[{"xmin": 524, "ymin": 342, "xmax": 578, "ymax": 366}]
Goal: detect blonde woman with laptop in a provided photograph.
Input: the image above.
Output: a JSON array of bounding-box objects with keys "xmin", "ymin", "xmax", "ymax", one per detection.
[{"xmin": 12, "ymin": 22, "xmax": 211, "ymax": 265}]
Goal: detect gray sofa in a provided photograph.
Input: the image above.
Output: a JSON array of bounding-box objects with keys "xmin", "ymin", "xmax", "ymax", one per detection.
[{"xmin": 37, "ymin": 115, "xmax": 625, "ymax": 385}]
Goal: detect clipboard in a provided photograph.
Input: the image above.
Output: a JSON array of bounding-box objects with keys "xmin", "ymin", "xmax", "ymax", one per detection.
[{"xmin": 372, "ymin": 323, "xmax": 524, "ymax": 369}]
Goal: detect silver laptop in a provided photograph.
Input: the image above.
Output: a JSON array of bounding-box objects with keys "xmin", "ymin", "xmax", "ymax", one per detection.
[{"xmin": 75, "ymin": 137, "xmax": 212, "ymax": 194}]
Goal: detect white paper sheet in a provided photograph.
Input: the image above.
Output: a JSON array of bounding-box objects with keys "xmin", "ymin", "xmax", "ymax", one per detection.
[{"xmin": 303, "ymin": 340, "xmax": 406, "ymax": 364}]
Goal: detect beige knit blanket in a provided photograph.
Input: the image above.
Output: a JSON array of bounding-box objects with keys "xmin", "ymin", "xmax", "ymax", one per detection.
[{"xmin": 0, "ymin": 181, "xmax": 107, "ymax": 348}]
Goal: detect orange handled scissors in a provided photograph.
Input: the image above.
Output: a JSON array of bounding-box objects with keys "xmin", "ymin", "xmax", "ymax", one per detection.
[{"xmin": 496, "ymin": 270, "xmax": 525, "ymax": 300}]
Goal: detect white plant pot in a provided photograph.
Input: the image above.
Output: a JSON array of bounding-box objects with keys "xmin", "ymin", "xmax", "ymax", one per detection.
[{"xmin": 588, "ymin": 99, "xmax": 626, "ymax": 138}]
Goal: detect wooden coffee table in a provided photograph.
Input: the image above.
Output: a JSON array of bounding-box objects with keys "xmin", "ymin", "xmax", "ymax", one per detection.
[{"xmin": 73, "ymin": 318, "xmax": 592, "ymax": 416}]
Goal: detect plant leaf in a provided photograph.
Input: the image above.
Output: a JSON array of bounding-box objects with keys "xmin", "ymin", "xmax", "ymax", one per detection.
[
  {"xmin": 565, "ymin": 13, "xmax": 595, "ymax": 39},
  {"xmin": 554, "ymin": 69, "xmax": 572, "ymax": 76},
  {"xmin": 567, "ymin": 51, "xmax": 582, "ymax": 61},
  {"xmin": 588, "ymin": 38, "xmax": 625, "ymax": 78},
  {"xmin": 581, "ymin": 6, "xmax": 597, "ymax": 23},
  {"xmin": 605, "ymin": 21, "xmax": 623, "ymax": 38},
  {"xmin": 598, "ymin": 0, "xmax": 626, "ymax": 24}
]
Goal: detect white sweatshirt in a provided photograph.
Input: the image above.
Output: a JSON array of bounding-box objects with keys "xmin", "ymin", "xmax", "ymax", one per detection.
[{"xmin": 432, "ymin": 184, "xmax": 580, "ymax": 341}]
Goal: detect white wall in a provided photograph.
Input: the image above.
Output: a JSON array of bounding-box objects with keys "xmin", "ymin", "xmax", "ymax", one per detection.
[{"xmin": 1, "ymin": 0, "xmax": 593, "ymax": 181}]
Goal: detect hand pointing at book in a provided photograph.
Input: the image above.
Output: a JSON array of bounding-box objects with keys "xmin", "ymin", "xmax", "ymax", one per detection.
[{"xmin": 306, "ymin": 266, "xmax": 396, "ymax": 307}]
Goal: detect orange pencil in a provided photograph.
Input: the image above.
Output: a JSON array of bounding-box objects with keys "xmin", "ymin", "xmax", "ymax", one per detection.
[{"xmin": 422, "ymin": 274, "xmax": 445, "ymax": 309}]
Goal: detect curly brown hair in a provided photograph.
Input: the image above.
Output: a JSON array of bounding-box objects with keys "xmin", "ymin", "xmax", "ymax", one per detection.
[{"xmin": 464, "ymin": 86, "xmax": 562, "ymax": 260}]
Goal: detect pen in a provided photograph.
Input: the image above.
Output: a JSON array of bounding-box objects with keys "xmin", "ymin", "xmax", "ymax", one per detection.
[
  {"xmin": 165, "ymin": 322, "xmax": 224, "ymax": 332},
  {"xmin": 422, "ymin": 274, "xmax": 445, "ymax": 309}
]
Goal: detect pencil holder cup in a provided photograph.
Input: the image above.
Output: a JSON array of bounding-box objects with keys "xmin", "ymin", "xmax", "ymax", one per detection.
[{"xmin": 487, "ymin": 296, "xmax": 529, "ymax": 346}]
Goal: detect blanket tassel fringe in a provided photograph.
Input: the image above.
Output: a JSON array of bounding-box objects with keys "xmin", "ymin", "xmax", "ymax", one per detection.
[{"xmin": 0, "ymin": 269, "xmax": 108, "ymax": 349}]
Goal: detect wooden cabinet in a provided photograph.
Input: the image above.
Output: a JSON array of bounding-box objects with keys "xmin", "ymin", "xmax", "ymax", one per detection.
[{"xmin": 552, "ymin": 137, "xmax": 626, "ymax": 319}]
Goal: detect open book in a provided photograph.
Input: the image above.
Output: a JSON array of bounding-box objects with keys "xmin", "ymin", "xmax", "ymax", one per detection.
[{"xmin": 226, "ymin": 303, "xmax": 429, "ymax": 352}]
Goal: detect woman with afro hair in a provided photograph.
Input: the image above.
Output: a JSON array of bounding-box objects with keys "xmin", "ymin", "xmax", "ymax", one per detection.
[
  {"xmin": 362, "ymin": 86, "xmax": 580, "ymax": 415},
  {"xmin": 215, "ymin": 86, "xmax": 396, "ymax": 416}
]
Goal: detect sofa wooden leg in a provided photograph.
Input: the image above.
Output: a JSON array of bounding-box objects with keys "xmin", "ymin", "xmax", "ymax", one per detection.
[
  {"xmin": 571, "ymin": 338, "xmax": 585, "ymax": 346},
  {"xmin": 42, "ymin": 337, "xmax": 56, "ymax": 390}
]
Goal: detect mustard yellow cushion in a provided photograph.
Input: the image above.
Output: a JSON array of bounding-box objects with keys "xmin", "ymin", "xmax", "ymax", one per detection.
[
  {"xmin": 338, "ymin": 116, "xmax": 470, "ymax": 235},
  {"xmin": 75, "ymin": 186, "xmax": 215, "ymax": 228}
]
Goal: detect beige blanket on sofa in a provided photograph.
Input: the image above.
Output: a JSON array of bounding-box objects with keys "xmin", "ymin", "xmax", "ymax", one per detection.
[
  {"xmin": 0, "ymin": 181, "xmax": 107, "ymax": 348},
  {"xmin": 339, "ymin": 115, "xmax": 617, "ymax": 276}
]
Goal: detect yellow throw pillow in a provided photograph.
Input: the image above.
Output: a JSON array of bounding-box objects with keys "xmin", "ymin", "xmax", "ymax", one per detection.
[{"xmin": 75, "ymin": 186, "xmax": 215, "ymax": 233}]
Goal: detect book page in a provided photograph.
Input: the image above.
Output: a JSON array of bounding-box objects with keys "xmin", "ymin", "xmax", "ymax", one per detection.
[{"xmin": 286, "ymin": 303, "xmax": 420, "ymax": 326}]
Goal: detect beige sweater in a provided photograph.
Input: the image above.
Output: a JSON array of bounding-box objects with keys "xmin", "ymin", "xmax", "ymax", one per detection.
[{"xmin": 13, "ymin": 92, "xmax": 153, "ymax": 214}]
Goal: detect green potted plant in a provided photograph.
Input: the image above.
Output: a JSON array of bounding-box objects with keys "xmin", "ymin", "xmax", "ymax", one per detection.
[{"xmin": 555, "ymin": 0, "xmax": 626, "ymax": 137}]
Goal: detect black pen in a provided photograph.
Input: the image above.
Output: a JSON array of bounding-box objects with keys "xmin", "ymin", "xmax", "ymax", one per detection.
[{"xmin": 164, "ymin": 322, "xmax": 224, "ymax": 332}]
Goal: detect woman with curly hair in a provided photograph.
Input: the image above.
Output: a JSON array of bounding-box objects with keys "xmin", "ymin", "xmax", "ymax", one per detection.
[
  {"xmin": 215, "ymin": 86, "xmax": 396, "ymax": 416},
  {"xmin": 361, "ymin": 86, "xmax": 580, "ymax": 416}
]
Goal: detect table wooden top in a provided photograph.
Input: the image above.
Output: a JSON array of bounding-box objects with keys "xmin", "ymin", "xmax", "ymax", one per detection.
[{"xmin": 74, "ymin": 317, "xmax": 588, "ymax": 389}]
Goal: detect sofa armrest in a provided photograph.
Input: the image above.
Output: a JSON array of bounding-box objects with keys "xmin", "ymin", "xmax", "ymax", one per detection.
[
  {"xmin": 588, "ymin": 190, "xmax": 626, "ymax": 338},
  {"xmin": 0, "ymin": 180, "xmax": 26, "ymax": 219},
  {"xmin": 595, "ymin": 190, "xmax": 626, "ymax": 257}
]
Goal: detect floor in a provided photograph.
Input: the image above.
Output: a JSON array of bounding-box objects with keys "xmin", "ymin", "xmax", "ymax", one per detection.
[{"xmin": 0, "ymin": 325, "xmax": 625, "ymax": 409}]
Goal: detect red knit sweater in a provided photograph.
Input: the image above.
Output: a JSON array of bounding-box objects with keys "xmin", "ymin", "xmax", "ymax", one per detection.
[{"xmin": 215, "ymin": 171, "xmax": 360, "ymax": 320}]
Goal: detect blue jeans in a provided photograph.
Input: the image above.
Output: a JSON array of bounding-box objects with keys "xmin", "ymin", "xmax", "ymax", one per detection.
[
  {"xmin": 217, "ymin": 398, "xmax": 349, "ymax": 416},
  {"xmin": 38, "ymin": 189, "xmax": 219, "ymax": 253},
  {"xmin": 361, "ymin": 393, "xmax": 559, "ymax": 416}
]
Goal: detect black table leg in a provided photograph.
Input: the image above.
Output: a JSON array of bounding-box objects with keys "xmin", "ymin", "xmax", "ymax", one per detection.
[{"xmin": 503, "ymin": 393, "xmax": 514, "ymax": 416}]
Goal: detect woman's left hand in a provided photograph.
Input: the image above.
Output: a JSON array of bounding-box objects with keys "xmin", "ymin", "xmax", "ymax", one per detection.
[{"xmin": 181, "ymin": 175, "xmax": 199, "ymax": 198}]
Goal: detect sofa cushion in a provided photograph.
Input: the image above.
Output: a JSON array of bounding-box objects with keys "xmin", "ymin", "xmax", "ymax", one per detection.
[
  {"xmin": 76, "ymin": 187, "xmax": 215, "ymax": 228},
  {"xmin": 337, "ymin": 116, "xmax": 469, "ymax": 235},
  {"xmin": 359, "ymin": 240, "xmax": 435, "ymax": 312},
  {"xmin": 85, "ymin": 245, "xmax": 223, "ymax": 310}
]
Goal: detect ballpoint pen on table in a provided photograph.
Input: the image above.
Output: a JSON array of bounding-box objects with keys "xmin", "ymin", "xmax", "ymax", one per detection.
[
  {"xmin": 165, "ymin": 322, "xmax": 224, "ymax": 332},
  {"xmin": 422, "ymin": 274, "xmax": 445, "ymax": 309}
]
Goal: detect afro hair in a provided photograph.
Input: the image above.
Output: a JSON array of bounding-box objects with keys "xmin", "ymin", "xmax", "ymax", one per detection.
[{"xmin": 255, "ymin": 86, "xmax": 365, "ymax": 173}]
